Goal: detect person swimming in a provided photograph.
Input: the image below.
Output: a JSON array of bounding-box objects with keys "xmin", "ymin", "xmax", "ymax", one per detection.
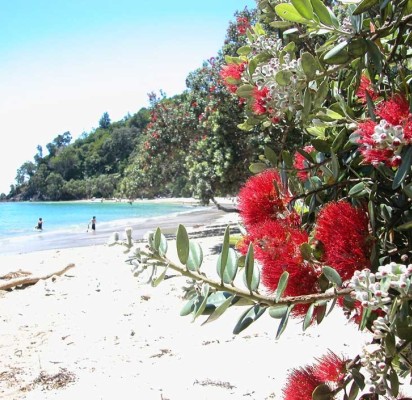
[{"xmin": 35, "ymin": 217, "xmax": 43, "ymax": 230}]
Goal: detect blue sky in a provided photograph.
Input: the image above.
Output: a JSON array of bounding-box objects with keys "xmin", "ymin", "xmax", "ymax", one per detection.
[{"xmin": 0, "ymin": 0, "xmax": 255, "ymax": 194}]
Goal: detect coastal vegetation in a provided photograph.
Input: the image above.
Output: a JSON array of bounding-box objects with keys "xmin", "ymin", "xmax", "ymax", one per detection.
[{"xmin": 113, "ymin": 0, "xmax": 412, "ymax": 399}]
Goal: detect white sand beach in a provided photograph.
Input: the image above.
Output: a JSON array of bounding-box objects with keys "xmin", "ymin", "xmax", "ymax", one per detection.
[{"xmin": 0, "ymin": 204, "xmax": 382, "ymax": 399}]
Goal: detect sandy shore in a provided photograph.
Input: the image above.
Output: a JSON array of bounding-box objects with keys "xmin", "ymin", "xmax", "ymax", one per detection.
[
  {"xmin": 0, "ymin": 209, "xmax": 385, "ymax": 399},
  {"xmin": 0, "ymin": 197, "xmax": 235, "ymax": 255}
]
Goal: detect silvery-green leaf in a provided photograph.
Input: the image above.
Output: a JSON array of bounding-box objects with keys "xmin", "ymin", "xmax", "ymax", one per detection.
[
  {"xmin": 233, "ymin": 304, "xmax": 266, "ymax": 334},
  {"xmin": 176, "ymin": 224, "xmax": 189, "ymax": 265},
  {"xmin": 275, "ymin": 271, "xmax": 289, "ymax": 302},
  {"xmin": 187, "ymin": 241, "xmax": 203, "ymax": 271},
  {"xmin": 202, "ymin": 294, "xmax": 235, "ymax": 325},
  {"xmin": 269, "ymin": 304, "xmax": 289, "ymax": 319}
]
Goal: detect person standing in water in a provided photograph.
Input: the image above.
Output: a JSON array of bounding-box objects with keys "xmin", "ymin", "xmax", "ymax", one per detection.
[
  {"xmin": 88, "ymin": 216, "xmax": 96, "ymax": 232},
  {"xmin": 35, "ymin": 217, "xmax": 43, "ymax": 230}
]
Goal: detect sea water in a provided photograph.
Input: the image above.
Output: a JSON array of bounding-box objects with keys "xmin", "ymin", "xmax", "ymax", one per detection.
[{"xmin": 0, "ymin": 200, "xmax": 191, "ymax": 239}]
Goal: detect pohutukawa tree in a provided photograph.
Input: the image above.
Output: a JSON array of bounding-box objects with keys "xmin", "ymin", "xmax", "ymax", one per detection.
[{"xmin": 115, "ymin": 1, "xmax": 412, "ymax": 398}]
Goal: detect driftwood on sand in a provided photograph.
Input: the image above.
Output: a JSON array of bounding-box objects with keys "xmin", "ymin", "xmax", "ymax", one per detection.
[{"xmin": 0, "ymin": 263, "xmax": 75, "ymax": 291}]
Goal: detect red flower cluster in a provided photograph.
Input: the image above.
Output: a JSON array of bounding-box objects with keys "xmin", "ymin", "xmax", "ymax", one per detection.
[
  {"xmin": 356, "ymin": 75, "xmax": 379, "ymax": 104},
  {"xmin": 236, "ymin": 16, "xmax": 250, "ymax": 35},
  {"xmin": 220, "ymin": 62, "xmax": 247, "ymax": 93},
  {"xmin": 252, "ymin": 86, "xmax": 270, "ymax": 115},
  {"xmin": 237, "ymin": 170, "xmax": 319, "ymax": 316},
  {"xmin": 357, "ymin": 94, "xmax": 412, "ymax": 167},
  {"xmin": 238, "ymin": 169, "xmax": 295, "ymax": 230},
  {"xmin": 314, "ymin": 201, "xmax": 371, "ymax": 281},
  {"xmin": 282, "ymin": 351, "xmax": 347, "ymax": 400},
  {"xmin": 239, "ymin": 220, "xmax": 318, "ymax": 317},
  {"xmin": 293, "ymin": 145, "xmax": 315, "ymax": 182}
]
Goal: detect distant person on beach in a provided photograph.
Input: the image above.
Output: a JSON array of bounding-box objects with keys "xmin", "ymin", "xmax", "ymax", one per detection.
[
  {"xmin": 35, "ymin": 217, "xmax": 43, "ymax": 231},
  {"xmin": 88, "ymin": 216, "xmax": 96, "ymax": 232}
]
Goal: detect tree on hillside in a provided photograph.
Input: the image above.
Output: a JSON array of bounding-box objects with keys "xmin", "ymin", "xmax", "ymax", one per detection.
[{"xmin": 99, "ymin": 112, "xmax": 111, "ymax": 129}]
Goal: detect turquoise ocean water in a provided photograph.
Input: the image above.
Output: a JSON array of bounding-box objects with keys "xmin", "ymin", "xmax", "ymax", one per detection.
[{"xmin": 0, "ymin": 201, "xmax": 191, "ymax": 239}]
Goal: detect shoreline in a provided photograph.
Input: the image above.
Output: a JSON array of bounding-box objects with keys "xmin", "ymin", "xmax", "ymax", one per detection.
[{"xmin": 0, "ymin": 198, "xmax": 237, "ymax": 256}]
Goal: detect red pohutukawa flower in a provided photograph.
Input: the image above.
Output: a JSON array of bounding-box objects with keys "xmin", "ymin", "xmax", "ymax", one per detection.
[
  {"xmin": 238, "ymin": 169, "xmax": 297, "ymax": 230},
  {"xmin": 236, "ymin": 16, "xmax": 250, "ymax": 35},
  {"xmin": 282, "ymin": 352, "xmax": 347, "ymax": 399},
  {"xmin": 356, "ymin": 75, "xmax": 379, "ymax": 104},
  {"xmin": 239, "ymin": 220, "xmax": 319, "ymax": 317},
  {"xmin": 220, "ymin": 62, "xmax": 247, "ymax": 93},
  {"xmin": 252, "ymin": 86, "xmax": 270, "ymax": 115},
  {"xmin": 282, "ymin": 365, "xmax": 323, "ymax": 400},
  {"xmin": 293, "ymin": 145, "xmax": 315, "ymax": 182},
  {"xmin": 314, "ymin": 201, "xmax": 371, "ymax": 281},
  {"xmin": 314, "ymin": 351, "xmax": 347, "ymax": 383},
  {"xmin": 357, "ymin": 94, "xmax": 412, "ymax": 168}
]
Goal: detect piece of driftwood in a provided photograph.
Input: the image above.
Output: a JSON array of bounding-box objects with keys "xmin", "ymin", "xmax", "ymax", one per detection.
[{"xmin": 0, "ymin": 263, "xmax": 75, "ymax": 291}]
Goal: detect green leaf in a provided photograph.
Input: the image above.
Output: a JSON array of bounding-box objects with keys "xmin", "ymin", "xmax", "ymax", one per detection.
[
  {"xmin": 330, "ymin": 150, "xmax": 340, "ymax": 181},
  {"xmin": 385, "ymin": 332, "xmax": 396, "ymax": 357},
  {"xmin": 322, "ymin": 266, "xmax": 342, "ymax": 287},
  {"xmin": 176, "ymin": 224, "xmax": 190, "ymax": 265},
  {"xmin": 223, "ymin": 248, "xmax": 238, "ymax": 284},
  {"xmin": 388, "ymin": 367, "xmax": 399, "ymax": 397},
  {"xmin": 275, "ymin": 70, "xmax": 292, "ymax": 86},
  {"xmin": 268, "ymin": 304, "xmax": 289, "ymax": 319},
  {"xmin": 236, "ymin": 84, "xmax": 254, "ymax": 98},
  {"xmin": 154, "ymin": 227, "xmax": 161, "ymax": 251},
  {"xmin": 300, "ymin": 243, "xmax": 313, "ymax": 261},
  {"xmin": 332, "ymin": 128, "xmax": 347, "ymax": 152},
  {"xmin": 324, "ymin": 41, "xmax": 348, "ymax": 61},
  {"xmin": 249, "ymin": 162, "xmax": 267, "ymax": 174},
  {"xmin": 349, "ymin": 181, "xmax": 367, "ymax": 196},
  {"xmin": 301, "ymin": 52, "xmax": 317, "ymax": 80},
  {"xmin": 314, "ymin": 78, "xmax": 329, "ymax": 108},
  {"xmin": 220, "ymin": 226, "xmax": 230, "ymax": 275},
  {"xmin": 353, "ymin": 0, "xmax": 379, "ymax": 15},
  {"xmin": 264, "ymin": 146, "xmax": 278, "ymax": 167},
  {"xmin": 158, "ymin": 232, "xmax": 168, "ymax": 256},
  {"xmin": 303, "ymin": 303, "xmax": 315, "ymax": 330},
  {"xmin": 351, "ymin": 368, "xmax": 365, "ymax": 389},
  {"xmin": 322, "ymin": 48, "xmax": 350, "ymax": 65},
  {"xmin": 282, "ymin": 150, "xmax": 294, "ymax": 168},
  {"xmin": 192, "ymin": 284, "xmax": 210, "ymax": 321},
  {"xmin": 186, "ymin": 241, "xmax": 203, "ymax": 271},
  {"xmin": 152, "ymin": 264, "xmax": 169, "ymax": 287},
  {"xmin": 276, "ymin": 304, "xmax": 294, "ymax": 339},
  {"xmin": 359, "ymin": 307, "xmax": 371, "ymax": 331},
  {"xmin": 396, "ymin": 220, "xmax": 412, "ymax": 231},
  {"xmin": 348, "ymin": 381, "xmax": 359, "ymax": 400},
  {"xmin": 403, "ymin": 182, "xmax": 412, "ymax": 198},
  {"xmin": 302, "ymin": 87, "xmax": 312, "ymax": 120},
  {"xmin": 275, "ymin": 3, "xmax": 310, "ymax": 23},
  {"xmin": 275, "ymin": 271, "xmax": 289, "ymax": 302},
  {"xmin": 316, "ymin": 303, "xmax": 327, "ymax": 324},
  {"xmin": 312, "ymin": 383, "xmax": 334, "ymax": 400},
  {"xmin": 365, "ymin": 39, "xmax": 383, "ymax": 74},
  {"xmin": 202, "ymin": 294, "xmax": 235, "ymax": 325},
  {"xmin": 311, "ymin": 0, "xmax": 334, "ymax": 26},
  {"xmin": 291, "ymin": 0, "xmax": 314, "ymax": 19},
  {"xmin": 311, "ymin": 138, "xmax": 330, "ymax": 153},
  {"xmin": 244, "ymin": 243, "xmax": 255, "ymax": 291},
  {"xmin": 270, "ymin": 20, "xmax": 294, "ymax": 29},
  {"xmin": 233, "ymin": 304, "xmax": 266, "ymax": 334},
  {"xmin": 237, "ymin": 45, "xmax": 252, "ymax": 56},
  {"xmin": 180, "ymin": 296, "xmax": 196, "ymax": 316},
  {"xmin": 392, "ymin": 146, "xmax": 412, "ymax": 189}
]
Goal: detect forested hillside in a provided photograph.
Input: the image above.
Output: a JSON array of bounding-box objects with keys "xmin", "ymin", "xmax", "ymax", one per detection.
[{"xmin": 6, "ymin": 6, "xmax": 300, "ymax": 204}]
